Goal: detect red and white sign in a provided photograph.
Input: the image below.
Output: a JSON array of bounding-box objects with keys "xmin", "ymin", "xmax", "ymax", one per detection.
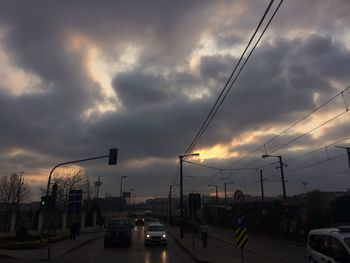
[{"xmin": 234, "ymin": 190, "xmax": 244, "ymax": 204}]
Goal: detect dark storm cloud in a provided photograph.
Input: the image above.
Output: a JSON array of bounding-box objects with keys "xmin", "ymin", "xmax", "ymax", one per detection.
[
  {"xmin": 113, "ymin": 71, "xmax": 174, "ymax": 109},
  {"xmin": 0, "ymin": 0, "xmax": 349, "ymax": 199}
]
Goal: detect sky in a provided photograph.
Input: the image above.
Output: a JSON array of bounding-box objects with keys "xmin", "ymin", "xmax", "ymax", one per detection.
[{"xmin": 0, "ymin": 0, "xmax": 350, "ymax": 203}]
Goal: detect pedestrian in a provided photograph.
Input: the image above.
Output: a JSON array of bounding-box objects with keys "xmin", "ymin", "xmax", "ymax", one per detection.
[
  {"xmin": 70, "ymin": 220, "xmax": 76, "ymax": 241},
  {"xmin": 75, "ymin": 220, "xmax": 81, "ymax": 237},
  {"xmin": 200, "ymin": 221, "xmax": 208, "ymax": 248}
]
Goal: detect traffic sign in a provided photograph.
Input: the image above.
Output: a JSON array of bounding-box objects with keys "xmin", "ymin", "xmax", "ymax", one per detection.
[
  {"xmin": 235, "ymin": 227, "xmax": 248, "ymax": 248},
  {"xmin": 234, "ymin": 190, "xmax": 244, "ymax": 204},
  {"xmin": 235, "ymin": 213, "xmax": 247, "ymax": 227}
]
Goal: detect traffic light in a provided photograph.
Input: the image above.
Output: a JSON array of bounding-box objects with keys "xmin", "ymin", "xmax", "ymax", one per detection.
[
  {"xmin": 109, "ymin": 148, "xmax": 118, "ymax": 165},
  {"xmin": 41, "ymin": 196, "xmax": 46, "ymax": 206}
]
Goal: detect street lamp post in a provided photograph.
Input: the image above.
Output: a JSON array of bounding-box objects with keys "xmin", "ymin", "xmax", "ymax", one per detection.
[
  {"xmin": 262, "ymin": 154, "xmax": 287, "ymax": 202},
  {"xmin": 179, "ymin": 153, "xmax": 199, "ymax": 239},
  {"xmin": 224, "ymin": 181, "xmax": 234, "ymax": 209},
  {"xmin": 169, "ymin": 184, "xmax": 179, "ymax": 225},
  {"xmin": 120, "ymin": 176, "xmax": 127, "ymax": 198},
  {"xmin": 208, "ymin": 184, "xmax": 218, "ymax": 221}
]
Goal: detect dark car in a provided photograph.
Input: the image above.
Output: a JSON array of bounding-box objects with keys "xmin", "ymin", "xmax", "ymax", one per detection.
[
  {"xmin": 104, "ymin": 218, "xmax": 132, "ymax": 247},
  {"xmin": 135, "ymin": 216, "xmax": 145, "ymax": 226}
]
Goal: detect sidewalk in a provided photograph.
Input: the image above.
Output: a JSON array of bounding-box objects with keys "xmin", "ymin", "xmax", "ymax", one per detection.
[
  {"xmin": 167, "ymin": 226, "xmax": 289, "ymax": 263},
  {"xmin": 207, "ymin": 225, "xmax": 306, "ymax": 263},
  {"xmin": 0, "ymin": 228, "xmax": 105, "ymax": 260}
]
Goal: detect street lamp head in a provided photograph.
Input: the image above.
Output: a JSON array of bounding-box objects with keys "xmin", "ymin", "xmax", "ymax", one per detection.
[
  {"xmin": 180, "ymin": 153, "xmax": 200, "ymax": 158},
  {"xmin": 335, "ymin": 145, "xmax": 348, "ymax": 149}
]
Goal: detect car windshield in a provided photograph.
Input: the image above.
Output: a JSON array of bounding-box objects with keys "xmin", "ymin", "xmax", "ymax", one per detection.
[
  {"xmin": 148, "ymin": 225, "xmax": 165, "ymax": 232},
  {"xmin": 344, "ymin": 238, "xmax": 350, "ymax": 250},
  {"xmin": 108, "ymin": 220, "xmax": 129, "ymax": 228}
]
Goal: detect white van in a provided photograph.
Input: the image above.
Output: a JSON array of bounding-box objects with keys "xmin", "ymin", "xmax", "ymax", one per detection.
[{"xmin": 307, "ymin": 227, "xmax": 350, "ymax": 262}]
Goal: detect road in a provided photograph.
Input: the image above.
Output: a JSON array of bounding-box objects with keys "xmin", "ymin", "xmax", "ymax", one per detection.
[{"xmin": 0, "ymin": 226, "xmax": 195, "ymax": 263}]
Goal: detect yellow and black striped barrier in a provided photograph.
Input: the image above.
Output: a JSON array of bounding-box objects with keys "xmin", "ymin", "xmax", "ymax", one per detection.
[{"xmin": 235, "ymin": 227, "xmax": 248, "ymax": 248}]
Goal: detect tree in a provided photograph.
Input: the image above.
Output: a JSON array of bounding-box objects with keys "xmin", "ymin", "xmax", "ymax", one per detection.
[
  {"xmin": 306, "ymin": 190, "xmax": 330, "ymax": 228},
  {"xmin": 331, "ymin": 195, "xmax": 350, "ymax": 224},
  {"xmin": 51, "ymin": 169, "xmax": 88, "ymax": 213},
  {"xmin": 0, "ymin": 172, "xmax": 30, "ymax": 231}
]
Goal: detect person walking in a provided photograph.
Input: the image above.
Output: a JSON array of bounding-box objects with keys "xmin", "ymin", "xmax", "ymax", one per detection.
[
  {"xmin": 200, "ymin": 221, "xmax": 208, "ymax": 248},
  {"xmin": 70, "ymin": 220, "xmax": 77, "ymax": 241}
]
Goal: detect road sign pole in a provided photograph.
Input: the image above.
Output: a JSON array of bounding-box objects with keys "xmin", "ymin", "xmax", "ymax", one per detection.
[{"xmin": 241, "ymin": 247, "xmax": 244, "ymax": 263}]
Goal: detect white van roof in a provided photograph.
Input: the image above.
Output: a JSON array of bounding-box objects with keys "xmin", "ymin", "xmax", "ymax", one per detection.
[{"xmin": 309, "ymin": 227, "xmax": 350, "ymax": 239}]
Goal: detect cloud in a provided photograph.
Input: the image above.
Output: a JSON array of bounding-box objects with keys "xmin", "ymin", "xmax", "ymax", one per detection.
[{"xmin": 0, "ymin": 0, "xmax": 349, "ymax": 199}]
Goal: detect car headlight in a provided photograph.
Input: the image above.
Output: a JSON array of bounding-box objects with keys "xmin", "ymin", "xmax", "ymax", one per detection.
[
  {"xmin": 146, "ymin": 234, "xmax": 150, "ymax": 238},
  {"xmin": 162, "ymin": 234, "xmax": 166, "ymax": 238}
]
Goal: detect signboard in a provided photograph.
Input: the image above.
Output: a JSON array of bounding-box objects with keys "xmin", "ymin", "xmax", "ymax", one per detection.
[
  {"xmin": 234, "ymin": 190, "xmax": 244, "ymax": 204},
  {"xmin": 122, "ymin": 192, "xmax": 131, "ymax": 198},
  {"xmin": 235, "ymin": 227, "xmax": 248, "ymax": 248},
  {"xmin": 235, "ymin": 213, "xmax": 247, "ymax": 227},
  {"xmin": 68, "ymin": 189, "xmax": 83, "ymax": 214}
]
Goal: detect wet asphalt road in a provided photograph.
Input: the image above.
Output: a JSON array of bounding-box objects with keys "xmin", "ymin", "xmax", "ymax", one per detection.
[{"xmin": 54, "ymin": 225, "xmax": 195, "ymax": 263}]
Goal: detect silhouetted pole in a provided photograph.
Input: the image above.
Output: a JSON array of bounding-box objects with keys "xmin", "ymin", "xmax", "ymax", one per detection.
[{"xmin": 260, "ymin": 169, "xmax": 265, "ymax": 203}]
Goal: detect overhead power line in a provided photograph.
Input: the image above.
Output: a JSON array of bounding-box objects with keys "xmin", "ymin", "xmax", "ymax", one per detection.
[
  {"xmin": 228, "ymin": 86, "xmax": 350, "ymax": 168},
  {"xmin": 286, "ymin": 153, "xmax": 347, "ymax": 175},
  {"xmin": 183, "ymin": 0, "xmax": 282, "ymax": 159},
  {"xmin": 286, "ymin": 135, "xmax": 350, "ymax": 163},
  {"xmin": 183, "ymin": 160, "xmax": 256, "ymax": 171},
  {"xmin": 270, "ymin": 110, "xmax": 349, "ymax": 153}
]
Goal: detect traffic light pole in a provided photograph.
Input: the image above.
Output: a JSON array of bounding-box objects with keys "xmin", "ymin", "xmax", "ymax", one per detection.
[
  {"xmin": 45, "ymin": 155, "xmax": 109, "ymax": 212},
  {"xmin": 45, "ymin": 149, "xmax": 118, "ymax": 230}
]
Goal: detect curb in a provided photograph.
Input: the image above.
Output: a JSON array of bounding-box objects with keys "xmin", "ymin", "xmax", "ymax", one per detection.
[
  {"xmin": 167, "ymin": 230, "xmax": 213, "ymax": 263},
  {"xmin": 0, "ymin": 233, "xmax": 103, "ymax": 261}
]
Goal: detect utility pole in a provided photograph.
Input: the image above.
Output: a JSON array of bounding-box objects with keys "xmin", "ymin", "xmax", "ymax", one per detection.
[
  {"xmin": 120, "ymin": 176, "xmax": 127, "ymax": 198},
  {"xmin": 129, "ymin": 188, "xmax": 134, "ymax": 205},
  {"xmin": 179, "ymin": 153, "xmax": 199, "ymax": 239},
  {"xmin": 94, "ymin": 176, "xmax": 103, "ymax": 198},
  {"xmin": 260, "ymin": 169, "xmax": 265, "ymax": 203},
  {"xmin": 302, "ymin": 182, "xmax": 308, "ymax": 193},
  {"xmin": 262, "ymin": 154, "xmax": 287, "ymax": 202},
  {"xmin": 278, "ymin": 155, "xmax": 287, "ymax": 202},
  {"xmin": 224, "ymin": 181, "xmax": 234, "ymax": 209}
]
